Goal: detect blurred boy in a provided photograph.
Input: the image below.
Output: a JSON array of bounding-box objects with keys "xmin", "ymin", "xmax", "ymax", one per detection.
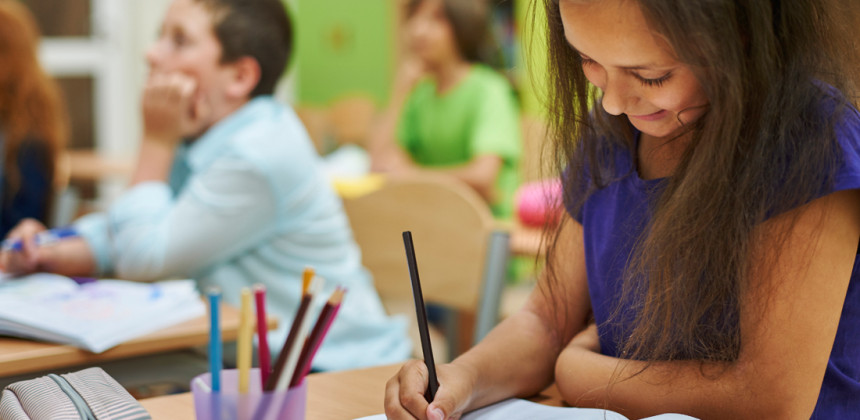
[{"xmin": 2, "ymin": 0, "xmax": 410, "ymax": 371}]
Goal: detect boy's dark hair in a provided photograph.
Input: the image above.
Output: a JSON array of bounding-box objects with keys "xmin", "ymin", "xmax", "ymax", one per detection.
[{"xmin": 196, "ymin": 0, "xmax": 293, "ymax": 97}]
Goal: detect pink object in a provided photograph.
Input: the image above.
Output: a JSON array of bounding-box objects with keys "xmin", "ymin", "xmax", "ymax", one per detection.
[
  {"xmin": 515, "ymin": 179, "xmax": 563, "ymax": 228},
  {"xmin": 192, "ymin": 368, "xmax": 306, "ymax": 420}
]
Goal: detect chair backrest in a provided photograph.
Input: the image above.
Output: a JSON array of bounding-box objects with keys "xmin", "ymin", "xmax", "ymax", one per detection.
[{"xmin": 342, "ymin": 174, "xmax": 509, "ymax": 347}]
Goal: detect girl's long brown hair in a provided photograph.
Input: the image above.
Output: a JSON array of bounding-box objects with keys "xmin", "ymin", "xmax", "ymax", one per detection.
[
  {"xmin": 0, "ymin": 0, "xmax": 66, "ymax": 197},
  {"xmin": 540, "ymin": 0, "xmax": 859, "ymax": 366}
]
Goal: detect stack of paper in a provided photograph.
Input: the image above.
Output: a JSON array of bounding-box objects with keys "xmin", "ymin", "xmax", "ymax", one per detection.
[{"xmin": 0, "ymin": 273, "xmax": 205, "ymax": 353}]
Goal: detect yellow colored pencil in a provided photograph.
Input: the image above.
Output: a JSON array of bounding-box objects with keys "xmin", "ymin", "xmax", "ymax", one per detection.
[{"xmin": 237, "ymin": 287, "xmax": 253, "ymax": 394}]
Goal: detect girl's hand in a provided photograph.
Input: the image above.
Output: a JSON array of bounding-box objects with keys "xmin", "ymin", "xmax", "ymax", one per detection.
[
  {"xmin": 371, "ymin": 147, "xmax": 418, "ymax": 175},
  {"xmin": 142, "ymin": 72, "xmax": 206, "ymax": 144},
  {"xmin": 0, "ymin": 218, "xmax": 47, "ymax": 274},
  {"xmin": 392, "ymin": 57, "xmax": 426, "ymax": 100},
  {"xmin": 385, "ymin": 360, "xmax": 477, "ymax": 420}
]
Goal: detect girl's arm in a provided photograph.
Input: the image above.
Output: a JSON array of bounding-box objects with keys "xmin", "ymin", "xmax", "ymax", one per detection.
[
  {"xmin": 555, "ymin": 189, "xmax": 860, "ymax": 419},
  {"xmin": 369, "ymin": 59, "xmax": 424, "ymax": 173},
  {"xmin": 385, "ymin": 215, "xmax": 592, "ymax": 420}
]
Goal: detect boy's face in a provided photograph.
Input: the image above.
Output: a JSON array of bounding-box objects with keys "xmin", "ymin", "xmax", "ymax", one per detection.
[{"xmin": 146, "ymin": 0, "xmax": 233, "ymax": 133}]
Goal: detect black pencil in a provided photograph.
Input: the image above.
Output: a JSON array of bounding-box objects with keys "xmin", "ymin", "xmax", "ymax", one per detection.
[{"xmin": 402, "ymin": 231, "xmax": 439, "ymax": 402}]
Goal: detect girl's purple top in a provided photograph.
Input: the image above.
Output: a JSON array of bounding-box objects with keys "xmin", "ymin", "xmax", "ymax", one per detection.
[{"xmin": 566, "ymin": 106, "xmax": 860, "ymax": 418}]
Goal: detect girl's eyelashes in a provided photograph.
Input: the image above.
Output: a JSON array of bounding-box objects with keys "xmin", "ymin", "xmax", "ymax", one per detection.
[
  {"xmin": 633, "ymin": 71, "xmax": 673, "ymax": 87},
  {"xmin": 579, "ymin": 55, "xmax": 673, "ymax": 87}
]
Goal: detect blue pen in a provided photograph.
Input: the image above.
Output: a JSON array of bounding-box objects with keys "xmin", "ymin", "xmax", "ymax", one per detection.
[
  {"xmin": 207, "ymin": 287, "xmax": 222, "ymax": 393},
  {"xmin": 1, "ymin": 227, "xmax": 78, "ymax": 252}
]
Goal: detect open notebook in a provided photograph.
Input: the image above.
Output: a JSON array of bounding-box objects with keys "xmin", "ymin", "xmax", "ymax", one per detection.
[
  {"xmin": 0, "ymin": 273, "xmax": 205, "ymax": 353},
  {"xmin": 355, "ymin": 398, "xmax": 698, "ymax": 420}
]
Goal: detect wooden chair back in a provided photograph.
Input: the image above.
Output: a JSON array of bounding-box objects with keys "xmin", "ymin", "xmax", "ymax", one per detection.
[{"xmin": 343, "ymin": 174, "xmax": 497, "ymax": 313}]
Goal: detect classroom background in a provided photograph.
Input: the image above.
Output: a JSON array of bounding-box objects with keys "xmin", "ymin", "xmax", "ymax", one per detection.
[
  {"xmin": 29, "ymin": 0, "xmax": 551, "ymax": 218},
  {"xmin": 4, "ymin": 0, "xmax": 556, "ymax": 382}
]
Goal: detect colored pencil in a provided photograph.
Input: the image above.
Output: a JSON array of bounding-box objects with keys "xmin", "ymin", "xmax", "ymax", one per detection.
[
  {"xmin": 237, "ymin": 288, "xmax": 253, "ymax": 394},
  {"xmin": 302, "ymin": 267, "xmax": 314, "ymax": 294},
  {"xmin": 265, "ymin": 275, "xmax": 323, "ymax": 391},
  {"xmin": 253, "ymin": 284, "xmax": 271, "ymax": 387},
  {"xmin": 274, "ymin": 277, "xmax": 323, "ymax": 391},
  {"xmin": 290, "ymin": 287, "xmax": 346, "ymax": 387},
  {"xmin": 207, "ymin": 287, "xmax": 222, "ymax": 393}
]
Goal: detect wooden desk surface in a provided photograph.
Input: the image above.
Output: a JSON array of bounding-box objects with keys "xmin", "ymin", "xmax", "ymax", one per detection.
[
  {"xmin": 509, "ymin": 224, "xmax": 544, "ymax": 257},
  {"xmin": 140, "ymin": 363, "xmax": 565, "ymax": 419},
  {"xmin": 0, "ymin": 303, "xmax": 276, "ymax": 377}
]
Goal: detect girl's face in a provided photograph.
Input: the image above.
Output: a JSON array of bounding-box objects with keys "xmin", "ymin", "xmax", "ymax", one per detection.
[
  {"xmin": 145, "ymin": 0, "xmax": 234, "ymax": 128},
  {"xmin": 559, "ymin": 0, "xmax": 708, "ymax": 140},
  {"xmin": 405, "ymin": 0, "xmax": 462, "ymax": 67}
]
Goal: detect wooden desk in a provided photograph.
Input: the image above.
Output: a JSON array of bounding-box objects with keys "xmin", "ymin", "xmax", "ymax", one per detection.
[
  {"xmin": 0, "ymin": 303, "xmax": 276, "ymax": 378},
  {"xmin": 509, "ymin": 224, "xmax": 543, "ymax": 257},
  {"xmin": 64, "ymin": 150, "xmax": 134, "ymax": 182},
  {"xmin": 140, "ymin": 363, "xmax": 565, "ymax": 419}
]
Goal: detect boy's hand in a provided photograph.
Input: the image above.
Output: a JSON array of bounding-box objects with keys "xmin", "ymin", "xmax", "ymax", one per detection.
[
  {"xmin": 142, "ymin": 72, "xmax": 208, "ymax": 144},
  {"xmin": 0, "ymin": 219, "xmax": 97, "ymax": 277},
  {"xmin": 0, "ymin": 218, "xmax": 47, "ymax": 274}
]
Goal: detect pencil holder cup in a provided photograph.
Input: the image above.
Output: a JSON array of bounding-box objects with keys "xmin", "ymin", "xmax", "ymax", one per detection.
[{"xmin": 191, "ymin": 368, "xmax": 306, "ymax": 420}]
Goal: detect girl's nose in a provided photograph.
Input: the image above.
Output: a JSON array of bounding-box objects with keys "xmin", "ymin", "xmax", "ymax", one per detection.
[{"xmin": 600, "ymin": 75, "xmax": 628, "ymax": 116}]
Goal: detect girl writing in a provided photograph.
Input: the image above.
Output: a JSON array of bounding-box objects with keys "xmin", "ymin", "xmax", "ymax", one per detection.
[{"xmin": 385, "ymin": 0, "xmax": 860, "ymax": 418}]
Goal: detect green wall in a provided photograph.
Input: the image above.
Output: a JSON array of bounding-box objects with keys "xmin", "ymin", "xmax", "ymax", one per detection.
[
  {"xmin": 293, "ymin": 0, "xmax": 394, "ymax": 106},
  {"xmin": 516, "ymin": 0, "xmax": 548, "ymax": 115}
]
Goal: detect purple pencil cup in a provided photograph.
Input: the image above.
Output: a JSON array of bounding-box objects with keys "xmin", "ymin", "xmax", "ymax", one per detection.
[{"xmin": 191, "ymin": 368, "xmax": 307, "ymax": 420}]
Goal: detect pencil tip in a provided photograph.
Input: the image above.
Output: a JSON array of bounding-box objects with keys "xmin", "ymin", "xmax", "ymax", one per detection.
[
  {"xmin": 302, "ymin": 267, "xmax": 315, "ymax": 294},
  {"xmin": 332, "ymin": 287, "xmax": 346, "ymax": 303}
]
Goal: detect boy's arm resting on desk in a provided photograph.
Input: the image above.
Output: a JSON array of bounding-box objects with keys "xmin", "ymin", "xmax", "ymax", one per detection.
[
  {"xmin": 0, "ymin": 218, "xmax": 97, "ymax": 276},
  {"xmin": 28, "ymin": 238, "xmax": 97, "ymax": 276},
  {"xmin": 554, "ymin": 190, "xmax": 860, "ymax": 419},
  {"xmin": 386, "ymin": 216, "xmax": 591, "ymax": 420},
  {"xmin": 108, "ymin": 157, "xmax": 277, "ymax": 281}
]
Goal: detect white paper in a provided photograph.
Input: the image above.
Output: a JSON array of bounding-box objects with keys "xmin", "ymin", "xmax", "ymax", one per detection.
[
  {"xmin": 0, "ymin": 273, "xmax": 205, "ymax": 353},
  {"xmin": 354, "ymin": 398, "xmax": 699, "ymax": 420}
]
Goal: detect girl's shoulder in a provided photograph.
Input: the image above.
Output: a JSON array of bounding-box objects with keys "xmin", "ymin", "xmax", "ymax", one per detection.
[{"xmin": 819, "ymin": 91, "xmax": 860, "ymax": 193}]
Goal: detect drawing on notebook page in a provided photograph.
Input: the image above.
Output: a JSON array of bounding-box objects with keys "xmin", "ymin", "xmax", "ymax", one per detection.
[{"xmin": 0, "ymin": 273, "xmax": 205, "ymax": 352}]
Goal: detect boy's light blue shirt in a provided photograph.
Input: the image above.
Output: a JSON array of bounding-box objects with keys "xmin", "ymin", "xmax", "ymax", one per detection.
[{"xmin": 75, "ymin": 96, "xmax": 411, "ymax": 371}]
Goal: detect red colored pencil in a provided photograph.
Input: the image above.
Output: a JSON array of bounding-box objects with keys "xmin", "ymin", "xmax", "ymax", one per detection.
[{"xmin": 253, "ymin": 284, "xmax": 271, "ymax": 387}]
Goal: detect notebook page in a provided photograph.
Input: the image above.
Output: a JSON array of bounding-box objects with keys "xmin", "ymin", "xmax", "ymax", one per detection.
[{"xmin": 354, "ymin": 398, "xmax": 699, "ymax": 420}]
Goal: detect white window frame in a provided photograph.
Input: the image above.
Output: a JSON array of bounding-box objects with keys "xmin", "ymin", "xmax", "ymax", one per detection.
[{"xmin": 37, "ymin": 0, "xmax": 135, "ymax": 205}]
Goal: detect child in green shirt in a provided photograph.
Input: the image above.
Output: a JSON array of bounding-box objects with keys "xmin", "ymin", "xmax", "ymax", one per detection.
[{"xmin": 370, "ymin": 0, "xmax": 521, "ymax": 219}]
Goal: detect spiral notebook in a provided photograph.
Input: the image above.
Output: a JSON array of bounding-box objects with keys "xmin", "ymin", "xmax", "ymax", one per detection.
[{"xmin": 0, "ymin": 273, "xmax": 205, "ymax": 353}]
